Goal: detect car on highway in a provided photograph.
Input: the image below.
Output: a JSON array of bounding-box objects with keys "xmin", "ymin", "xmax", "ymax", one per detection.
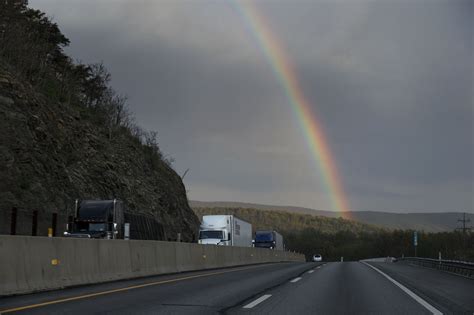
[{"xmin": 312, "ymin": 254, "xmax": 323, "ymax": 262}]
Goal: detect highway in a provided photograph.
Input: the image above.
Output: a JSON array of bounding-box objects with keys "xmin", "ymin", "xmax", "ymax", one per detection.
[{"xmin": 0, "ymin": 261, "xmax": 472, "ymax": 314}]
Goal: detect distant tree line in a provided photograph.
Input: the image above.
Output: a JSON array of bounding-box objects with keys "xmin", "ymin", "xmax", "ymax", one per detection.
[
  {"xmin": 194, "ymin": 207, "xmax": 474, "ymax": 261},
  {"xmin": 0, "ymin": 2, "xmax": 173, "ymax": 166},
  {"xmin": 285, "ymin": 228, "xmax": 473, "ymax": 262}
]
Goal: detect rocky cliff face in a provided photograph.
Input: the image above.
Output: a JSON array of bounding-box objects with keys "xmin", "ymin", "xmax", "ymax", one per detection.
[{"xmin": 0, "ymin": 64, "xmax": 200, "ymax": 241}]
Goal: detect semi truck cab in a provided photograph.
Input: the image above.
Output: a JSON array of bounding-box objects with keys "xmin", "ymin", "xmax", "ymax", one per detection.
[
  {"xmin": 198, "ymin": 229, "xmax": 230, "ymax": 245},
  {"xmin": 64, "ymin": 199, "xmax": 124, "ymax": 239}
]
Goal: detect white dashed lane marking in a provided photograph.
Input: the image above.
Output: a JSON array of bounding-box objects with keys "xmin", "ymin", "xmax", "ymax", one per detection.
[{"xmin": 243, "ymin": 294, "xmax": 272, "ymax": 309}]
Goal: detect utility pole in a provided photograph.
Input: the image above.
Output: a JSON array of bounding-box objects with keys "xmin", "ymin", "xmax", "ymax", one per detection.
[
  {"xmin": 456, "ymin": 212, "xmax": 472, "ymax": 256},
  {"xmin": 413, "ymin": 231, "xmax": 418, "ymax": 257},
  {"xmin": 456, "ymin": 212, "xmax": 472, "ymax": 234}
]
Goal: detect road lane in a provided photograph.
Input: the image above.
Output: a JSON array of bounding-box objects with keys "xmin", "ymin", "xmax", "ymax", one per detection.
[
  {"xmin": 1, "ymin": 260, "xmax": 471, "ymax": 314},
  {"xmin": 230, "ymin": 262, "xmax": 433, "ymax": 314},
  {"xmin": 0, "ymin": 262, "xmax": 317, "ymax": 314}
]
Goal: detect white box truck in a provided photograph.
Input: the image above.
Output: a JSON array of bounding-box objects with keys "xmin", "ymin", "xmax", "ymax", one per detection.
[{"xmin": 198, "ymin": 215, "xmax": 252, "ymax": 247}]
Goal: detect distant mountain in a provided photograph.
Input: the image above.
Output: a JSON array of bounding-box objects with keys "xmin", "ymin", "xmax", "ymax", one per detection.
[
  {"xmin": 342, "ymin": 211, "xmax": 469, "ymax": 232},
  {"xmin": 190, "ymin": 201, "xmax": 471, "ymax": 232}
]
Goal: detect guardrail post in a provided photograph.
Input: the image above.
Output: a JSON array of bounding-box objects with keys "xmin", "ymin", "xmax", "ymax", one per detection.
[
  {"xmin": 32, "ymin": 210, "xmax": 38, "ymax": 236},
  {"xmin": 51, "ymin": 213, "xmax": 57, "ymax": 237},
  {"xmin": 10, "ymin": 207, "xmax": 17, "ymax": 235}
]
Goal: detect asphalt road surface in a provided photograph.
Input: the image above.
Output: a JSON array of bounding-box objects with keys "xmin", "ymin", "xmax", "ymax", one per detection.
[{"xmin": 0, "ymin": 261, "xmax": 472, "ymax": 314}]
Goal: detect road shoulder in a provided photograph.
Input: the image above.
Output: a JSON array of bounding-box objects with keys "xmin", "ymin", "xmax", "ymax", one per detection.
[{"xmin": 367, "ymin": 261, "xmax": 474, "ymax": 314}]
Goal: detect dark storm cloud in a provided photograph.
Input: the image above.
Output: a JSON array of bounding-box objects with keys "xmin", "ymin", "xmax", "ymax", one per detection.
[
  {"xmin": 290, "ymin": 1, "xmax": 473, "ymax": 211},
  {"xmin": 31, "ymin": 0, "xmax": 473, "ymax": 212}
]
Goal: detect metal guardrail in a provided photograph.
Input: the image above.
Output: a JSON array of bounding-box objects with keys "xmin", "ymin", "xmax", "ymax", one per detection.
[{"xmin": 399, "ymin": 257, "xmax": 474, "ymax": 278}]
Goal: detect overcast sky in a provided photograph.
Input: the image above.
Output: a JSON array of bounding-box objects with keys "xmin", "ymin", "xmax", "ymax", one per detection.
[{"xmin": 31, "ymin": 0, "xmax": 473, "ymax": 213}]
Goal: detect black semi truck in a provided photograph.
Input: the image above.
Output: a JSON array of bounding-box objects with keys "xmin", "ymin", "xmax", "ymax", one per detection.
[{"xmin": 64, "ymin": 199, "xmax": 164, "ymax": 240}]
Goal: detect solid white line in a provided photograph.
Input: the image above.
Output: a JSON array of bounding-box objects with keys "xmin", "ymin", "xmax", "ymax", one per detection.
[
  {"xmin": 290, "ymin": 277, "xmax": 302, "ymax": 283},
  {"xmin": 242, "ymin": 294, "xmax": 272, "ymax": 309},
  {"xmin": 361, "ymin": 262, "xmax": 443, "ymax": 315},
  {"xmin": 308, "ymin": 270, "xmax": 314, "ymax": 273}
]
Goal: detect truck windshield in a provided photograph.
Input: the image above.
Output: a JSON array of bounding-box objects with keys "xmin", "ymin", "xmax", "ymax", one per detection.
[
  {"xmin": 255, "ymin": 232, "xmax": 273, "ymax": 241},
  {"xmin": 77, "ymin": 202, "xmax": 111, "ymax": 220},
  {"xmin": 199, "ymin": 230, "xmax": 223, "ymax": 239}
]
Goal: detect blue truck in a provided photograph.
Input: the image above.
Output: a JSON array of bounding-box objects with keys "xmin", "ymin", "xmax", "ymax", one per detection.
[{"xmin": 253, "ymin": 230, "xmax": 284, "ymax": 250}]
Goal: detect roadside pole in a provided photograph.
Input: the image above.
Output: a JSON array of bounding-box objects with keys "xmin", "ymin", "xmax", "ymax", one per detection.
[{"xmin": 413, "ymin": 231, "xmax": 418, "ymax": 257}]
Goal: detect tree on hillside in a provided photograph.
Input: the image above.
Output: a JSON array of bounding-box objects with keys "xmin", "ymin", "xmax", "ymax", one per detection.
[
  {"xmin": 0, "ymin": 3, "xmax": 169, "ymax": 164},
  {"xmin": 0, "ymin": 3, "xmax": 69, "ymax": 85}
]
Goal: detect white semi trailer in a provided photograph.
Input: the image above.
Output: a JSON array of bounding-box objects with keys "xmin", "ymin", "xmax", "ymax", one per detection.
[{"xmin": 198, "ymin": 215, "xmax": 252, "ymax": 247}]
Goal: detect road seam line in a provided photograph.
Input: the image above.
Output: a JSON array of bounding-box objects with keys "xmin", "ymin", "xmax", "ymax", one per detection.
[
  {"xmin": 361, "ymin": 262, "xmax": 443, "ymax": 315},
  {"xmin": 290, "ymin": 277, "xmax": 302, "ymax": 283},
  {"xmin": 242, "ymin": 294, "xmax": 272, "ymax": 309}
]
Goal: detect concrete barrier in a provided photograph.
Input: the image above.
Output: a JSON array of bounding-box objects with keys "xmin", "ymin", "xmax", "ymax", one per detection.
[{"xmin": 0, "ymin": 235, "xmax": 304, "ymax": 296}]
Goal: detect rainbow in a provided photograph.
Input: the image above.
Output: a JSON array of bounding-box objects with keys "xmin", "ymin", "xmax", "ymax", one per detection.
[{"xmin": 231, "ymin": 1, "xmax": 351, "ymax": 217}]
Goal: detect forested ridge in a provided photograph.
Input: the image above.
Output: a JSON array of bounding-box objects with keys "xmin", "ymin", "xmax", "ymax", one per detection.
[
  {"xmin": 190, "ymin": 201, "xmax": 469, "ymax": 232},
  {"xmin": 193, "ymin": 207, "xmax": 381, "ymax": 234}
]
